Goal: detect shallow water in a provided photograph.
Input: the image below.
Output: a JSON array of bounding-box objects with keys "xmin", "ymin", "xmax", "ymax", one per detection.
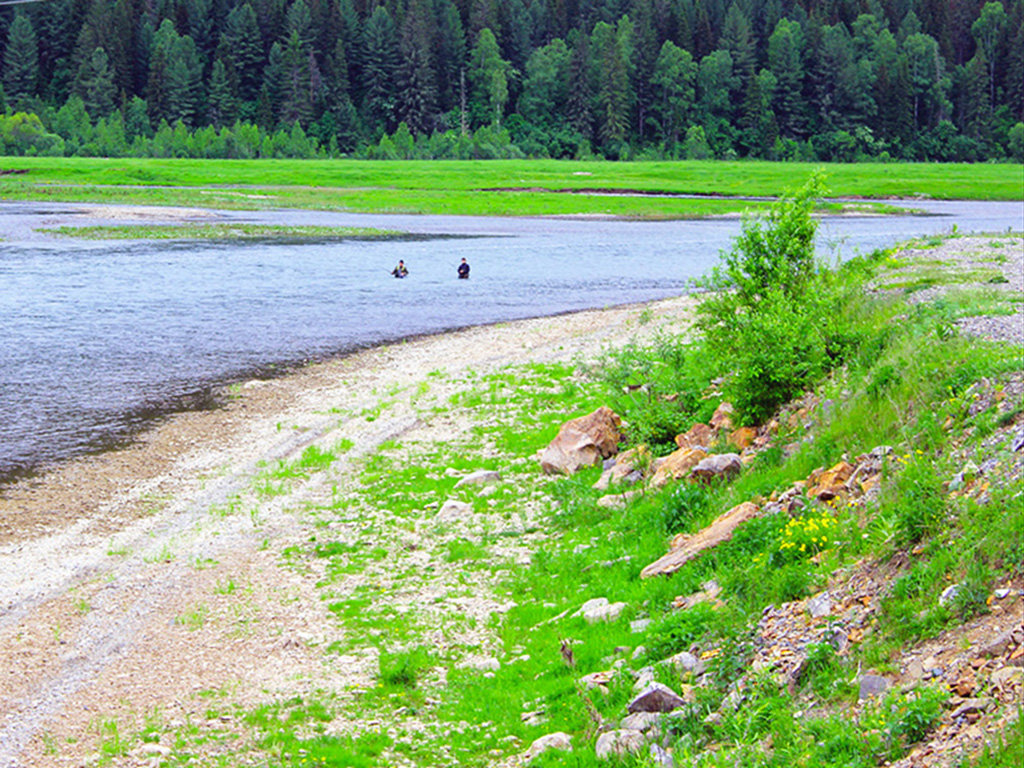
[{"xmin": 1, "ymin": 199, "xmax": 1021, "ymax": 481}]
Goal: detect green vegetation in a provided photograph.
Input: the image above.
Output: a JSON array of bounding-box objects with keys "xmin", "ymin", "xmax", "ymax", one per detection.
[
  {"xmin": 103, "ymin": 182, "xmax": 1022, "ymax": 765},
  {"xmin": 49, "ymin": 223, "xmax": 404, "ymax": 240},
  {"xmin": 1, "ymin": 158, "xmax": 1020, "ymax": 220}
]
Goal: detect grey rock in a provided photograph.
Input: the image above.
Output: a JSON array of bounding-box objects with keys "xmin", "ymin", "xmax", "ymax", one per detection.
[
  {"xmin": 691, "ymin": 453, "xmax": 743, "ymax": 482},
  {"xmin": 666, "ymin": 651, "xmax": 704, "ymax": 675},
  {"xmin": 649, "ymin": 744, "xmax": 675, "ymax": 768},
  {"xmin": 869, "ymin": 445, "xmax": 894, "ymax": 459},
  {"xmin": 574, "ymin": 598, "xmax": 628, "ymax": 624},
  {"xmin": 436, "ymin": 499, "xmax": 473, "ymax": 523},
  {"xmin": 525, "ymin": 732, "xmax": 572, "ymax": 761},
  {"xmin": 630, "ymin": 618, "xmax": 651, "ymax": 634},
  {"xmin": 620, "ymin": 711, "xmax": 661, "ymax": 732},
  {"xmin": 939, "ymin": 583, "xmax": 963, "ymax": 606},
  {"xmin": 595, "ymin": 730, "xmax": 645, "ymax": 760},
  {"xmin": 593, "ymin": 469, "xmax": 614, "ymax": 491},
  {"xmin": 806, "ymin": 591, "xmax": 832, "ymax": 619},
  {"xmin": 858, "ymin": 674, "xmax": 889, "ymax": 700},
  {"xmin": 628, "ymin": 682, "xmax": 688, "ymax": 713},
  {"xmin": 454, "ymin": 469, "xmax": 502, "ymax": 488},
  {"xmin": 703, "ymin": 712, "xmax": 723, "ymax": 726},
  {"xmin": 950, "ymin": 698, "xmax": 995, "ymax": 719}
]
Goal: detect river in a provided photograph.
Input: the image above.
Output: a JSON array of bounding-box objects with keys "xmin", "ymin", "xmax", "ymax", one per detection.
[{"xmin": 0, "ymin": 199, "xmax": 1021, "ymax": 482}]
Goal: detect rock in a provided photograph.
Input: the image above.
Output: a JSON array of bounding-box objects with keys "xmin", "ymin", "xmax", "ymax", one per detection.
[
  {"xmin": 939, "ymin": 584, "xmax": 963, "ymax": 606},
  {"xmin": 627, "ymin": 682, "xmax": 689, "ymax": 713},
  {"xmin": 632, "ymin": 666, "xmax": 656, "ymax": 692},
  {"xmin": 675, "ymin": 423, "xmax": 715, "ymax": 450},
  {"xmin": 994, "ymin": 588, "xmax": 1012, "ymax": 599},
  {"xmin": 574, "ymin": 598, "xmax": 627, "ymax": 624},
  {"xmin": 666, "ymin": 651, "xmax": 704, "ymax": 676},
  {"xmin": 525, "ymin": 732, "xmax": 572, "ymax": 761},
  {"xmin": 728, "ymin": 426, "xmax": 757, "ymax": 450},
  {"xmin": 649, "ymin": 744, "xmax": 675, "ymax": 768},
  {"xmin": 436, "ymin": 499, "xmax": 473, "ymax": 523},
  {"xmin": 641, "ymin": 502, "xmax": 761, "ymax": 578},
  {"xmin": 982, "ymin": 628, "xmax": 1020, "ymax": 657},
  {"xmin": 593, "ymin": 469, "xmax": 614, "ymax": 491},
  {"xmin": 620, "ymin": 711, "xmax": 661, "ymax": 732},
  {"xmin": 710, "ymin": 402, "xmax": 735, "ymax": 431},
  {"xmin": 949, "ymin": 698, "xmax": 994, "ymax": 719},
  {"xmin": 611, "ymin": 445, "xmax": 654, "ymax": 482},
  {"xmin": 595, "ymin": 730, "xmax": 645, "ymax": 760},
  {"xmin": 579, "ymin": 670, "xmax": 616, "ymax": 690},
  {"xmin": 597, "ymin": 490, "xmax": 642, "ymax": 509},
  {"xmin": 806, "ymin": 461, "xmax": 854, "ymax": 500},
  {"xmin": 454, "ymin": 469, "xmax": 502, "ymax": 488},
  {"xmin": 992, "ymin": 667, "xmax": 1023, "ymax": 690},
  {"xmin": 630, "ymin": 618, "xmax": 651, "ymax": 633},
  {"xmin": 650, "ymin": 448, "xmax": 708, "ymax": 489},
  {"xmin": 703, "ymin": 712, "xmax": 723, "ymax": 726},
  {"xmin": 691, "ymin": 453, "xmax": 743, "ymax": 483},
  {"xmin": 869, "ymin": 445, "xmax": 893, "ymax": 459},
  {"xmin": 858, "ymin": 674, "xmax": 889, "ymax": 700},
  {"xmin": 456, "ymin": 656, "xmax": 500, "ymax": 672},
  {"xmin": 540, "ymin": 407, "xmax": 623, "ymax": 475},
  {"xmin": 806, "ymin": 591, "xmax": 832, "ymax": 619}
]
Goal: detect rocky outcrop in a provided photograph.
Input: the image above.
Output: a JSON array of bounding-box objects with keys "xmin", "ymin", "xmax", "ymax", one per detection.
[{"xmin": 540, "ymin": 407, "xmax": 623, "ymax": 475}]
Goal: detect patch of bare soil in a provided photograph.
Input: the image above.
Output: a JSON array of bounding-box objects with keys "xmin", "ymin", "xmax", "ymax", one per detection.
[{"xmin": 0, "ymin": 296, "xmax": 695, "ymax": 768}]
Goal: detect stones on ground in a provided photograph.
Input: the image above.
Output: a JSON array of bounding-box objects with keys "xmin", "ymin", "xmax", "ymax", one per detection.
[
  {"xmin": 672, "ymin": 580, "xmax": 723, "ymax": 610},
  {"xmin": 806, "ymin": 461, "xmax": 854, "ymax": 500},
  {"xmin": 597, "ymin": 489, "xmax": 643, "ymax": 509},
  {"xmin": 525, "ymin": 732, "xmax": 572, "ymax": 761},
  {"xmin": 858, "ymin": 674, "xmax": 890, "ymax": 700},
  {"xmin": 650, "ymin": 448, "xmax": 708, "ymax": 488},
  {"xmin": 727, "ymin": 426, "xmax": 757, "ymax": 450},
  {"xmin": 627, "ymin": 682, "xmax": 689, "ymax": 713},
  {"xmin": 665, "ymin": 651, "xmax": 705, "ymax": 676},
  {"xmin": 539, "ymin": 406, "xmax": 623, "ymax": 475},
  {"xmin": 630, "ymin": 618, "xmax": 650, "ymax": 633},
  {"xmin": 456, "ymin": 655, "xmax": 500, "ymax": 673},
  {"xmin": 649, "ymin": 744, "xmax": 675, "ymax": 768},
  {"xmin": 641, "ymin": 501, "xmax": 761, "ymax": 578},
  {"xmin": 573, "ymin": 597, "xmax": 627, "ymax": 624},
  {"xmin": 435, "ymin": 499, "xmax": 473, "ymax": 523},
  {"xmin": 595, "ymin": 729, "xmax": 645, "ymax": 760},
  {"xmin": 691, "ymin": 453, "xmax": 743, "ymax": 483},
  {"xmin": 454, "ymin": 469, "xmax": 502, "ymax": 488},
  {"xmin": 579, "ymin": 670, "xmax": 616, "ymax": 690}
]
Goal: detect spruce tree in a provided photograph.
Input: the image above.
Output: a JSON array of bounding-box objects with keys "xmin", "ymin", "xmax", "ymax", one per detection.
[
  {"xmin": 396, "ymin": 0, "xmax": 439, "ymax": 134},
  {"xmin": 2, "ymin": 13, "xmax": 39, "ymax": 105}
]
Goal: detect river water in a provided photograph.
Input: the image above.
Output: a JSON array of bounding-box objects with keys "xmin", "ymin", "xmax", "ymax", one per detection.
[{"xmin": 0, "ymin": 199, "xmax": 1021, "ymax": 482}]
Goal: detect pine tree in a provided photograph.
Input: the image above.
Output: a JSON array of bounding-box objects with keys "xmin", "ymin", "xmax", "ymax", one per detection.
[
  {"xmin": 361, "ymin": 5, "xmax": 399, "ymax": 133},
  {"xmin": 767, "ymin": 17, "xmax": 805, "ymax": 138},
  {"xmin": 650, "ymin": 40, "xmax": 695, "ymax": 148},
  {"xmin": 220, "ymin": 3, "xmax": 264, "ymax": 103},
  {"xmin": 208, "ymin": 58, "xmax": 237, "ymax": 127},
  {"xmin": 2, "ymin": 13, "xmax": 39, "ymax": 105},
  {"xmin": 566, "ymin": 28, "xmax": 593, "ymax": 140},
  {"xmin": 77, "ymin": 46, "xmax": 116, "ymax": 118},
  {"xmin": 395, "ymin": 0, "xmax": 439, "ymax": 134},
  {"xmin": 971, "ymin": 1, "xmax": 1007, "ymax": 111}
]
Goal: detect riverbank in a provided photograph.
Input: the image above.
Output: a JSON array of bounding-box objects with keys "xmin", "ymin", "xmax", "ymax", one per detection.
[
  {"xmin": 1, "ymin": 233, "xmax": 1022, "ymax": 768},
  {"xmin": 0, "ymin": 293, "xmax": 697, "ymax": 767}
]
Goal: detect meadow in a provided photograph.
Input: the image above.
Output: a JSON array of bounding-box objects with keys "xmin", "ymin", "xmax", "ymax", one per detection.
[{"xmin": 2, "ymin": 158, "xmax": 1020, "ymax": 218}]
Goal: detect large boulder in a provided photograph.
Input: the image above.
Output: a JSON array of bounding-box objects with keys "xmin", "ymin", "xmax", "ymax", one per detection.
[
  {"xmin": 540, "ymin": 407, "xmax": 623, "ymax": 475},
  {"xmin": 627, "ymin": 682, "xmax": 690, "ymax": 713},
  {"xmin": 710, "ymin": 401, "xmax": 735, "ymax": 431},
  {"xmin": 525, "ymin": 732, "xmax": 572, "ymax": 761},
  {"xmin": 806, "ymin": 461, "xmax": 854, "ymax": 500},
  {"xmin": 650, "ymin": 448, "xmax": 708, "ymax": 489}
]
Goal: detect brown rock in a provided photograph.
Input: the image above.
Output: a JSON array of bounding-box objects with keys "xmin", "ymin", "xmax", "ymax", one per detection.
[
  {"xmin": 728, "ymin": 426, "xmax": 757, "ymax": 450},
  {"xmin": 539, "ymin": 406, "xmax": 623, "ymax": 475},
  {"xmin": 806, "ymin": 461, "xmax": 855, "ymax": 500},
  {"xmin": 691, "ymin": 453, "xmax": 743, "ymax": 483},
  {"xmin": 675, "ymin": 423, "xmax": 715, "ymax": 450},
  {"xmin": 650, "ymin": 448, "xmax": 708, "ymax": 488},
  {"xmin": 710, "ymin": 402, "xmax": 735, "ymax": 431},
  {"xmin": 641, "ymin": 502, "xmax": 761, "ymax": 578},
  {"xmin": 611, "ymin": 445, "xmax": 654, "ymax": 482}
]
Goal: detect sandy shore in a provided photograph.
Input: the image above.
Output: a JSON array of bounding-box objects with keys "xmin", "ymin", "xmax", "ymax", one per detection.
[{"xmin": 0, "ymin": 294, "xmax": 696, "ymax": 767}]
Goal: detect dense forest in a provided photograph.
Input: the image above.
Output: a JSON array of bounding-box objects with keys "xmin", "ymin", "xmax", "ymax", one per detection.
[{"xmin": 1, "ymin": 0, "xmax": 1023, "ymax": 161}]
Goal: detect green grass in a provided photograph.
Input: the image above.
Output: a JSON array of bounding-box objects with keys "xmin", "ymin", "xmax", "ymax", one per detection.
[
  {"xmin": 3, "ymin": 157, "xmax": 1017, "ymax": 218},
  {"xmin": 48, "ymin": 223, "xmax": 404, "ymax": 240}
]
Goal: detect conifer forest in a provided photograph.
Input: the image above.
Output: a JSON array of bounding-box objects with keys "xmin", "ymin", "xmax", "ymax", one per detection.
[{"xmin": 1, "ymin": 0, "xmax": 1023, "ymax": 161}]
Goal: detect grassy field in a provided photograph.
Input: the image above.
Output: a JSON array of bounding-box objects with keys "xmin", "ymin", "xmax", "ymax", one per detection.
[{"xmin": 2, "ymin": 157, "xmax": 1020, "ymax": 218}]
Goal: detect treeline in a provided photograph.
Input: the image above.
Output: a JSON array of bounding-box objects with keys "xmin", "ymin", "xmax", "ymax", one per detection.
[{"xmin": 2, "ymin": 0, "xmax": 1023, "ymax": 162}]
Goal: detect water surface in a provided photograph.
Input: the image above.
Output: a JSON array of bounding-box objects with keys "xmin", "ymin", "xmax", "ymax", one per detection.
[{"xmin": 1, "ymin": 199, "xmax": 1021, "ymax": 481}]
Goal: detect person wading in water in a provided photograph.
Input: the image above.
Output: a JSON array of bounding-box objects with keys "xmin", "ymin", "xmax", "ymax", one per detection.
[
  {"xmin": 391, "ymin": 260, "xmax": 408, "ymax": 278},
  {"xmin": 457, "ymin": 258, "xmax": 470, "ymax": 279}
]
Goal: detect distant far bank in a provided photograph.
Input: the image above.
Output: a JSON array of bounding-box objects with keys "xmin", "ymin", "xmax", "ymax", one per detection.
[{"xmin": 1, "ymin": 157, "xmax": 1021, "ymax": 219}]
